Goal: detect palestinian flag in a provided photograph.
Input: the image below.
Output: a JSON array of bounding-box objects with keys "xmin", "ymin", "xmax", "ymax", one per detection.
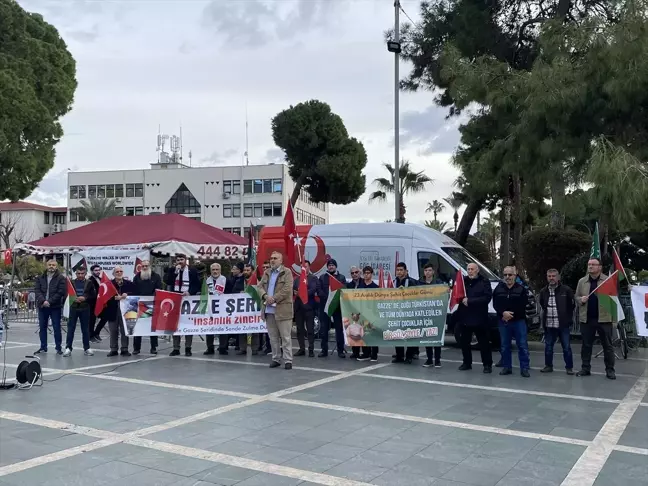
[
  {"xmin": 245, "ymin": 272, "xmax": 261, "ymax": 307},
  {"xmin": 63, "ymin": 277, "xmax": 77, "ymax": 318},
  {"xmin": 197, "ymin": 277, "xmax": 209, "ymax": 314},
  {"xmin": 613, "ymin": 247, "xmax": 628, "ymax": 283},
  {"xmin": 594, "ymin": 271, "xmax": 625, "ymax": 322},
  {"xmin": 324, "ymin": 276, "xmax": 345, "ymax": 317}
]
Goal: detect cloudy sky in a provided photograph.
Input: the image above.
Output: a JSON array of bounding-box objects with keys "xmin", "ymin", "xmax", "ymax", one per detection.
[{"xmin": 20, "ymin": 0, "xmax": 464, "ymax": 228}]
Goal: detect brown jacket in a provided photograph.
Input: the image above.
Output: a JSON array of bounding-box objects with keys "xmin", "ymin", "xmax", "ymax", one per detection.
[
  {"xmin": 575, "ymin": 273, "xmax": 616, "ymax": 324},
  {"xmin": 259, "ymin": 265, "xmax": 294, "ymax": 321}
]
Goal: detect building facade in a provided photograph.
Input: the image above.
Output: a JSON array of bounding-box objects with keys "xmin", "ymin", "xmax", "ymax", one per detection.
[
  {"xmin": 66, "ymin": 162, "xmax": 329, "ymax": 235},
  {"xmin": 0, "ymin": 202, "xmax": 68, "ymax": 249}
]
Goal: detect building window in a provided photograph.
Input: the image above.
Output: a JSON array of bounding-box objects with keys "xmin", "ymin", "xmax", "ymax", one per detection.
[
  {"xmin": 273, "ymin": 179, "xmax": 282, "ymax": 193},
  {"xmin": 134, "ymin": 207, "xmax": 144, "ymax": 216},
  {"xmin": 253, "ymin": 179, "xmax": 263, "ymax": 194},
  {"xmin": 243, "ymin": 180, "xmax": 253, "ymax": 194},
  {"xmin": 231, "ymin": 227, "xmax": 241, "ymax": 236},
  {"xmin": 106, "ymin": 185, "xmax": 114, "ymax": 198},
  {"xmin": 70, "ymin": 186, "xmax": 78, "ymax": 199},
  {"xmin": 78, "ymin": 185, "xmax": 86, "ymax": 199},
  {"xmin": 69, "ymin": 209, "xmax": 87, "ymax": 222},
  {"xmin": 243, "ymin": 227, "xmax": 251, "ymax": 239},
  {"xmin": 115, "ymin": 185, "xmax": 123, "ymax": 198},
  {"xmin": 263, "ymin": 179, "xmax": 272, "ymax": 193},
  {"xmin": 223, "ymin": 204, "xmax": 241, "ymax": 218},
  {"xmin": 253, "ymin": 203, "xmax": 262, "ymax": 218},
  {"xmin": 165, "ymin": 183, "xmax": 201, "ymax": 215},
  {"xmin": 223, "ymin": 181, "xmax": 232, "ymax": 194},
  {"xmin": 97, "ymin": 185, "xmax": 106, "ymax": 198},
  {"xmin": 263, "ymin": 203, "xmax": 273, "ymax": 217},
  {"xmin": 134, "ymin": 183, "xmax": 143, "ymax": 197},
  {"xmin": 223, "ymin": 180, "xmax": 241, "ymax": 195},
  {"xmin": 125, "ymin": 207, "xmax": 134, "ymax": 216},
  {"xmin": 243, "ymin": 203, "xmax": 253, "ymax": 218},
  {"xmin": 88, "ymin": 185, "xmax": 97, "ymax": 198},
  {"xmin": 53, "ymin": 213, "xmax": 66, "ymax": 224},
  {"xmin": 273, "ymin": 202, "xmax": 282, "ymax": 217},
  {"xmin": 44, "ymin": 212, "xmax": 50, "ymax": 224},
  {"xmin": 126, "ymin": 184, "xmax": 134, "ymax": 198}
]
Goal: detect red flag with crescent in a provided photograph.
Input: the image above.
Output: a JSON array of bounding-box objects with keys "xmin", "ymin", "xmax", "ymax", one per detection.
[
  {"xmin": 3, "ymin": 249, "xmax": 12, "ymax": 266},
  {"xmin": 95, "ymin": 272, "xmax": 118, "ymax": 316},
  {"xmin": 152, "ymin": 289, "xmax": 183, "ymax": 332}
]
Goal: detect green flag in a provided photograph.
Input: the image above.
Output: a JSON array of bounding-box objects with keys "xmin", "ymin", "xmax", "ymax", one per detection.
[
  {"xmin": 198, "ymin": 277, "xmax": 208, "ymax": 314},
  {"xmin": 590, "ymin": 222, "xmax": 601, "ymax": 259}
]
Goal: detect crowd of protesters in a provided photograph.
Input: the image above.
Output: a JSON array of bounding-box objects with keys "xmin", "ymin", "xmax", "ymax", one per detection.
[{"xmin": 31, "ymin": 253, "xmax": 617, "ymax": 379}]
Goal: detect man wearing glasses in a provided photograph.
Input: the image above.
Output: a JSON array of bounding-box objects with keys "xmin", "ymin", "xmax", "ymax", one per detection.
[
  {"xmin": 132, "ymin": 260, "xmax": 163, "ymax": 355},
  {"xmin": 492, "ymin": 266, "xmax": 531, "ymax": 377},
  {"xmin": 575, "ymin": 258, "xmax": 616, "ymax": 380},
  {"xmin": 106, "ymin": 266, "xmax": 136, "ymax": 357}
]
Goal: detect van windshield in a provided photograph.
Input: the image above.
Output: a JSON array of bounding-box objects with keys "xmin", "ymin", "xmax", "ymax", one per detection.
[{"xmin": 441, "ymin": 247, "xmax": 499, "ymax": 281}]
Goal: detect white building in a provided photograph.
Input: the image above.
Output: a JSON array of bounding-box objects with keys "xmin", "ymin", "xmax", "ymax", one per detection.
[
  {"xmin": 66, "ymin": 161, "xmax": 329, "ymax": 236},
  {"xmin": 0, "ymin": 202, "xmax": 68, "ymax": 249}
]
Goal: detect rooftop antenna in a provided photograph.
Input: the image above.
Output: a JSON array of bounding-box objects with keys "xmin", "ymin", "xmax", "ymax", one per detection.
[
  {"xmin": 244, "ymin": 104, "xmax": 250, "ymax": 166},
  {"xmin": 188, "ymin": 150, "xmax": 193, "ymax": 167},
  {"xmin": 179, "ymin": 123, "xmax": 184, "ymax": 164}
]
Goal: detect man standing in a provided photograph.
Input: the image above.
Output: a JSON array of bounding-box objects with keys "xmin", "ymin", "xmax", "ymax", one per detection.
[
  {"xmin": 347, "ymin": 266, "xmax": 363, "ymax": 359},
  {"xmin": 259, "ymin": 260, "xmax": 272, "ymax": 355},
  {"xmin": 204, "ymin": 263, "xmax": 228, "ymax": 355},
  {"xmin": 106, "ymin": 267, "xmax": 136, "ymax": 357},
  {"xmin": 34, "ymin": 260, "xmax": 67, "ymax": 355},
  {"xmin": 87, "ymin": 265, "xmax": 101, "ymax": 343},
  {"xmin": 419, "ymin": 263, "xmax": 445, "ymax": 368},
  {"xmin": 357, "ymin": 266, "xmax": 379, "ymax": 361},
  {"xmin": 493, "ymin": 266, "xmax": 530, "ymax": 377},
  {"xmin": 457, "ymin": 263, "xmax": 493, "ymax": 373},
  {"xmin": 393, "ymin": 262, "xmax": 419, "ymax": 364},
  {"xmin": 575, "ymin": 258, "xmax": 616, "ymax": 380},
  {"xmin": 294, "ymin": 260, "xmax": 319, "ymax": 357},
  {"xmin": 63, "ymin": 267, "xmax": 95, "ymax": 357},
  {"xmin": 318, "ymin": 259, "xmax": 347, "ymax": 358},
  {"xmin": 132, "ymin": 260, "xmax": 163, "ymax": 355},
  {"xmin": 238, "ymin": 263, "xmax": 260, "ymax": 355},
  {"xmin": 228, "ymin": 262, "xmax": 248, "ymax": 355},
  {"xmin": 165, "ymin": 254, "xmax": 200, "ymax": 357},
  {"xmin": 538, "ymin": 269, "xmax": 575, "ymax": 375},
  {"xmin": 259, "ymin": 251, "xmax": 294, "ymax": 369}
]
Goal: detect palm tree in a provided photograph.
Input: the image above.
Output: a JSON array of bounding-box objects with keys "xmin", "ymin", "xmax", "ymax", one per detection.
[
  {"xmin": 425, "ymin": 200, "xmax": 445, "ymax": 221},
  {"xmin": 368, "ymin": 159, "xmax": 434, "ymax": 223},
  {"xmin": 424, "ymin": 220, "xmax": 447, "ymax": 232},
  {"xmin": 476, "ymin": 213, "xmax": 500, "ymax": 268},
  {"xmin": 77, "ymin": 198, "xmax": 123, "ymax": 222},
  {"xmin": 444, "ymin": 194, "xmax": 463, "ymax": 232}
]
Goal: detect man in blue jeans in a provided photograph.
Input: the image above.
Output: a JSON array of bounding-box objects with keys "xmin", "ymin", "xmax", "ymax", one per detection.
[
  {"xmin": 63, "ymin": 266, "xmax": 96, "ymax": 357},
  {"xmin": 492, "ymin": 266, "xmax": 531, "ymax": 377},
  {"xmin": 34, "ymin": 260, "xmax": 67, "ymax": 355},
  {"xmin": 538, "ymin": 268, "xmax": 575, "ymax": 375}
]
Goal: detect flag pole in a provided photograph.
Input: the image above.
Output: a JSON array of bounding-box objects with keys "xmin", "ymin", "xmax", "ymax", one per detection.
[{"xmin": 587, "ymin": 270, "xmax": 619, "ymax": 297}]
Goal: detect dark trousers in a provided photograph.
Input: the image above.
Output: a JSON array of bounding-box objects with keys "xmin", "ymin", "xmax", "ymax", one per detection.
[
  {"xmin": 87, "ymin": 301, "xmax": 97, "ymax": 336},
  {"xmin": 173, "ymin": 335, "xmax": 193, "ymax": 351},
  {"xmin": 460, "ymin": 325, "xmax": 493, "ymax": 367},
  {"xmin": 544, "ymin": 326, "xmax": 573, "ymax": 369},
  {"xmin": 425, "ymin": 346, "xmax": 441, "ymax": 364},
  {"xmin": 320, "ymin": 310, "xmax": 345, "ymax": 354},
  {"xmin": 498, "ymin": 319, "xmax": 530, "ymax": 370},
  {"xmin": 38, "ymin": 307, "xmax": 62, "ymax": 352},
  {"xmin": 395, "ymin": 347, "xmax": 418, "ymax": 360},
  {"xmin": 296, "ymin": 304, "xmax": 315, "ymax": 351},
  {"xmin": 133, "ymin": 335, "xmax": 159, "ymax": 352},
  {"xmin": 109, "ymin": 318, "xmax": 129, "ymax": 353},
  {"xmin": 94, "ymin": 317, "xmax": 108, "ymax": 338},
  {"xmin": 581, "ymin": 320, "xmax": 615, "ymax": 371},
  {"xmin": 66, "ymin": 306, "xmax": 90, "ymax": 351},
  {"xmin": 205, "ymin": 334, "xmax": 229, "ymax": 351},
  {"xmin": 352, "ymin": 346, "xmax": 378, "ymax": 359}
]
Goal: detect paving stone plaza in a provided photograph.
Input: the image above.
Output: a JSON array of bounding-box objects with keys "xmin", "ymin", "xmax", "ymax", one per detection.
[{"xmin": 0, "ymin": 322, "xmax": 646, "ymax": 486}]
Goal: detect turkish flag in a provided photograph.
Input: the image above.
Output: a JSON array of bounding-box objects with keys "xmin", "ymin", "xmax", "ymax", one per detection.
[
  {"xmin": 95, "ymin": 272, "xmax": 118, "ymax": 316},
  {"xmin": 298, "ymin": 264, "xmax": 309, "ymax": 304},
  {"xmin": 3, "ymin": 249, "xmax": 11, "ymax": 266},
  {"xmin": 152, "ymin": 289, "xmax": 182, "ymax": 332},
  {"xmin": 449, "ymin": 270, "xmax": 466, "ymax": 313},
  {"xmin": 284, "ymin": 201, "xmax": 299, "ymax": 265},
  {"xmin": 378, "ymin": 267, "xmax": 384, "ymax": 288},
  {"xmin": 386, "ymin": 272, "xmax": 395, "ymax": 288}
]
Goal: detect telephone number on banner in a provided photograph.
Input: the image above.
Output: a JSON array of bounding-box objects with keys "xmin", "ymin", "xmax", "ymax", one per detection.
[{"xmin": 196, "ymin": 246, "xmax": 248, "ymax": 258}]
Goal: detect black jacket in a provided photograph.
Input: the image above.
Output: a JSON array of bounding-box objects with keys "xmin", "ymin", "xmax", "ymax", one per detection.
[
  {"xmin": 394, "ymin": 276, "xmax": 419, "ymax": 288},
  {"xmin": 493, "ymin": 282, "xmax": 528, "ymax": 321},
  {"xmin": 359, "ymin": 280, "xmax": 378, "ymax": 289},
  {"xmin": 69, "ymin": 278, "xmax": 97, "ymax": 310},
  {"xmin": 456, "ymin": 274, "xmax": 492, "ymax": 327},
  {"xmin": 226, "ymin": 275, "xmax": 246, "ymax": 294},
  {"xmin": 347, "ymin": 279, "xmax": 362, "ymax": 289},
  {"xmin": 419, "ymin": 277, "xmax": 445, "ymax": 286},
  {"xmin": 318, "ymin": 271, "xmax": 347, "ymax": 302},
  {"xmin": 539, "ymin": 284, "xmax": 575, "ymax": 329},
  {"xmin": 165, "ymin": 266, "xmax": 201, "ymax": 295},
  {"xmin": 293, "ymin": 274, "xmax": 319, "ymax": 308},
  {"xmin": 35, "ymin": 270, "xmax": 67, "ymax": 309},
  {"xmin": 104, "ymin": 278, "xmax": 137, "ymax": 321},
  {"xmin": 133, "ymin": 272, "xmax": 164, "ymax": 296}
]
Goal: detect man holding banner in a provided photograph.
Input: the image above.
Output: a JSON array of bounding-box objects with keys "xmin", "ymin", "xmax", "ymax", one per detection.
[
  {"xmin": 165, "ymin": 254, "xmax": 200, "ymax": 357},
  {"xmin": 132, "ymin": 261, "xmax": 163, "ymax": 355}
]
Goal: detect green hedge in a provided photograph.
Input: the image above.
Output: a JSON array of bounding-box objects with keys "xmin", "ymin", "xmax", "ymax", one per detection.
[{"xmin": 521, "ymin": 228, "xmax": 591, "ymax": 289}]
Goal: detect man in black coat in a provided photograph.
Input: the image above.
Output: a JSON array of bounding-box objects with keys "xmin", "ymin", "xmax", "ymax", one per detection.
[
  {"xmin": 493, "ymin": 265, "xmax": 530, "ymax": 377},
  {"xmin": 165, "ymin": 254, "xmax": 200, "ymax": 356},
  {"xmin": 293, "ymin": 260, "xmax": 320, "ymax": 357},
  {"xmin": 133, "ymin": 260, "xmax": 164, "ymax": 355},
  {"xmin": 227, "ymin": 262, "xmax": 247, "ymax": 354},
  {"xmin": 457, "ymin": 263, "xmax": 494, "ymax": 373},
  {"xmin": 393, "ymin": 262, "xmax": 420, "ymax": 364},
  {"xmin": 419, "ymin": 263, "xmax": 446, "ymax": 368},
  {"xmin": 318, "ymin": 258, "xmax": 347, "ymax": 358},
  {"xmin": 34, "ymin": 260, "xmax": 67, "ymax": 355},
  {"xmin": 538, "ymin": 268, "xmax": 575, "ymax": 374}
]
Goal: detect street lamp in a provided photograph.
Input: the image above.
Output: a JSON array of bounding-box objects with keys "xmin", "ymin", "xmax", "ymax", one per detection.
[{"xmin": 388, "ymin": 1, "xmax": 401, "ymax": 223}]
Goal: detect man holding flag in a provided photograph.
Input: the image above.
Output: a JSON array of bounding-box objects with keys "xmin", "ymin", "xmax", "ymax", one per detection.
[
  {"xmin": 318, "ymin": 259, "xmax": 347, "ymax": 358},
  {"xmin": 63, "ymin": 267, "xmax": 96, "ymax": 357},
  {"xmin": 575, "ymin": 257, "xmax": 617, "ymax": 380}
]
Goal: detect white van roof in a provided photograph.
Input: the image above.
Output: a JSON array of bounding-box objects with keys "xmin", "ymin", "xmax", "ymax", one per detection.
[{"xmin": 309, "ymin": 222, "xmax": 463, "ymax": 249}]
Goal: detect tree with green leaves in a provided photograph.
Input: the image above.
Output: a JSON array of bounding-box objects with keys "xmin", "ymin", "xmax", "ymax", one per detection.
[
  {"xmin": 271, "ymin": 100, "xmax": 367, "ymax": 208},
  {"xmin": 368, "ymin": 160, "xmax": 433, "ymax": 223},
  {"xmin": 424, "ymin": 220, "xmax": 447, "ymax": 232},
  {"xmin": 443, "ymin": 195, "xmax": 463, "ymax": 233},
  {"xmin": 426, "ymin": 200, "xmax": 445, "ymax": 221},
  {"xmin": 77, "ymin": 199, "xmax": 123, "ymax": 222},
  {"xmin": 0, "ymin": 0, "xmax": 77, "ymax": 202}
]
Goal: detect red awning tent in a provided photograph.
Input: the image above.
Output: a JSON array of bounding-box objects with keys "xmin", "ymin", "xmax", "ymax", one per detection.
[{"xmin": 15, "ymin": 213, "xmax": 248, "ymax": 259}]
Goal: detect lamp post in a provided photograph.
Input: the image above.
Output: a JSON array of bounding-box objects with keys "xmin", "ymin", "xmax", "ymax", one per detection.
[{"xmin": 387, "ymin": 2, "xmax": 402, "ymax": 223}]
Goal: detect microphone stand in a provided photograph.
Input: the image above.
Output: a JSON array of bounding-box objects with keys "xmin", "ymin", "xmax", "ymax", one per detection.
[{"xmin": 1, "ymin": 247, "xmax": 18, "ymax": 390}]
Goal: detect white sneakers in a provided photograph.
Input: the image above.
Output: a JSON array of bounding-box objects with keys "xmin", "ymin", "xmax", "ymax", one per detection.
[{"xmin": 62, "ymin": 347, "xmax": 94, "ymax": 357}]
